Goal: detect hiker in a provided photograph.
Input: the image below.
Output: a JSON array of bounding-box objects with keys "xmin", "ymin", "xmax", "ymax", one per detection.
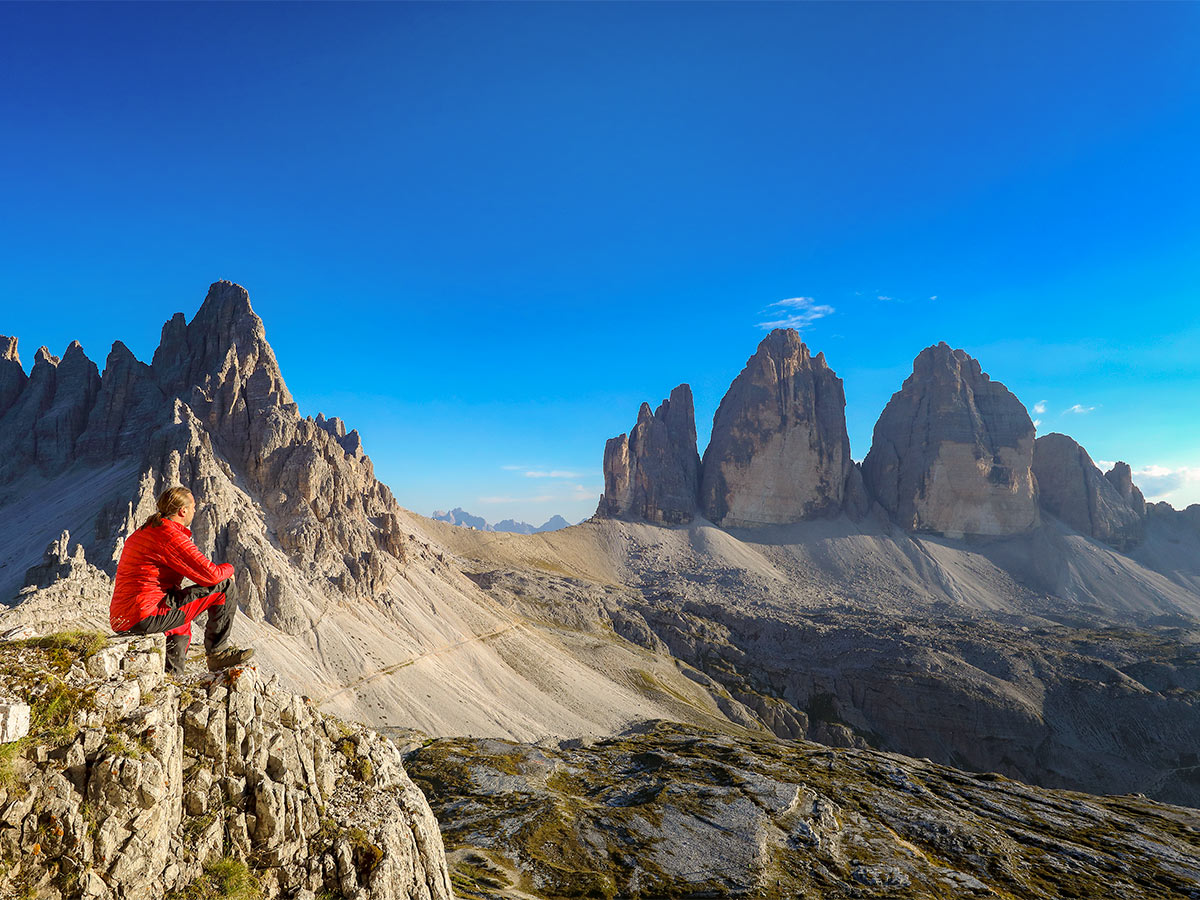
[{"xmin": 110, "ymin": 486, "xmax": 254, "ymax": 676}]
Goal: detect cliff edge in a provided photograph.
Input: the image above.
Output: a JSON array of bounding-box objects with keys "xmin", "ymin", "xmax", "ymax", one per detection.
[{"xmin": 0, "ymin": 632, "xmax": 452, "ymax": 900}]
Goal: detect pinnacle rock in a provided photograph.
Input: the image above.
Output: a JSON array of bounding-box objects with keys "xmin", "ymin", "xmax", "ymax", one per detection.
[
  {"xmin": 701, "ymin": 329, "xmax": 850, "ymax": 527},
  {"xmin": 1104, "ymin": 461, "xmax": 1147, "ymax": 517},
  {"xmin": 0, "ymin": 334, "xmax": 26, "ymax": 418},
  {"xmin": 597, "ymin": 383, "xmax": 701, "ymax": 525},
  {"xmin": 1032, "ymin": 433, "xmax": 1145, "ymax": 550},
  {"xmin": 862, "ymin": 342, "xmax": 1038, "ymax": 536}
]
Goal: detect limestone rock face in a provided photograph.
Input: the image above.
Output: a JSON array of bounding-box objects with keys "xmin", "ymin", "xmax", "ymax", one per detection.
[
  {"xmin": 597, "ymin": 384, "xmax": 701, "ymax": 525},
  {"xmin": 0, "ymin": 335, "xmax": 26, "ymax": 418},
  {"xmin": 36, "ymin": 341, "xmax": 103, "ymax": 472},
  {"xmin": 862, "ymin": 343, "xmax": 1038, "ymax": 536},
  {"xmin": 77, "ymin": 341, "xmax": 167, "ymax": 463},
  {"xmin": 700, "ymin": 329, "xmax": 850, "ymax": 527},
  {"xmin": 0, "ymin": 635, "xmax": 453, "ymax": 900},
  {"xmin": 0, "ymin": 281, "xmax": 409, "ymax": 635},
  {"xmin": 409, "ymin": 722, "xmax": 1200, "ymax": 900},
  {"xmin": 1032, "ymin": 433, "xmax": 1145, "ymax": 550},
  {"xmin": 1105, "ymin": 461, "xmax": 1147, "ymax": 517}
]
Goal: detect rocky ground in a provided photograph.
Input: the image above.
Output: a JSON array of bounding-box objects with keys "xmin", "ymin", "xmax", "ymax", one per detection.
[
  {"xmin": 434, "ymin": 514, "xmax": 1200, "ymax": 808},
  {"xmin": 405, "ymin": 720, "xmax": 1200, "ymax": 900},
  {"xmin": 0, "ymin": 632, "xmax": 451, "ymax": 900}
]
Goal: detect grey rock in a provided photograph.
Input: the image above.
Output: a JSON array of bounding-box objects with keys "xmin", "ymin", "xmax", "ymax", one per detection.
[
  {"xmin": 0, "ymin": 345, "xmax": 60, "ymax": 480},
  {"xmin": 862, "ymin": 342, "xmax": 1039, "ymax": 536},
  {"xmin": 408, "ymin": 722, "xmax": 1200, "ymax": 900},
  {"xmin": 36, "ymin": 340, "xmax": 103, "ymax": 471},
  {"xmin": 78, "ymin": 340, "xmax": 168, "ymax": 462},
  {"xmin": 0, "ymin": 635, "xmax": 453, "ymax": 900},
  {"xmin": 1033, "ymin": 432, "xmax": 1145, "ymax": 550},
  {"xmin": 842, "ymin": 461, "xmax": 870, "ymax": 521},
  {"xmin": 1105, "ymin": 460, "xmax": 1147, "ymax": 516},
  {"xmin": 0, "ymin": 281, "xmax": 410, "ymax": 633},
  {"xmin": 0, "ymin": 702, "xmax": 30, "ymax": 742},
  {"xmin": 700, "ymin": 329, "xmax": 850, "ymax": 527},
  {"xmin": 0, "ymin": 335, "xmax": 26, "ymax": 419},
  {"xmin": 598, "ymin": 384, "xmax": 701, "ymax": 525}
]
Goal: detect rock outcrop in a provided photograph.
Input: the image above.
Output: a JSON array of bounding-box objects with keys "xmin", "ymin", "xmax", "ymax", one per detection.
[
  {"xmin": 1105, "ymin": 460, "xmax": 1147, "ymax": 516},
  {"xmin": 700, "ymin": 330, "xmax": 850, "ymax": 527},
  {"xmin": 0, "ymin": 335, "xmax": 26, "ymax": 419},
  {"xmin": 0, "ymin": 281, "xmax": 409, "ymax": 634},
  {"xmin": 596, "ymin": 384, "xmax": 701, "ymax": 525},
  {"xmin": 1032, "ymin": 433, "xmax": 1146, "ymax": 549},
  {"xmin": 862, "ymin": 342, "xmax": 1038, "ymax": 536},
  {"xmin": 408, "ymin": 722, "xmax": 1200, "ymax": 900},
  {"xmin": 0, "ymin": 633, "xmax": 452, "ymax": 900}
]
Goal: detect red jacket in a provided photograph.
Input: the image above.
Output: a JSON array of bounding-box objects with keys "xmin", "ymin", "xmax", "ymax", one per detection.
[{"xmin": 110, "ymin": 519, "xmax": 235, "ymax": 632}]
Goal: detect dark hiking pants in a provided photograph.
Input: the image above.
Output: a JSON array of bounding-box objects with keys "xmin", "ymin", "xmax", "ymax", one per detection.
[{"xmin": 123, "ymin": 577, "xmax": 235, "ymax": 675}]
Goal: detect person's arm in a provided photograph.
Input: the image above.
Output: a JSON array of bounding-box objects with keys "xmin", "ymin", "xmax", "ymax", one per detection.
[{"xmin": 158, "ymin": 526, "xmax": 235, "ymax": 587}]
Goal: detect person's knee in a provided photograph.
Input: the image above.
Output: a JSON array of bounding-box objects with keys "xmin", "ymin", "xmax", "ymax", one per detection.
[{"xmin": 215, "ymin": 573, "xmax": 235, "ymax": 594}]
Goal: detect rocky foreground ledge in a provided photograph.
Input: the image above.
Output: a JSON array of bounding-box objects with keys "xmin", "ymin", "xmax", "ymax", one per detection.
[
  {"xmin": 0, "ymin": 633, "xmax": 452, "ymax": 900},
  {"xmin": 406, "ymin": 722, "xmax": 1200, "ymax": 900}
]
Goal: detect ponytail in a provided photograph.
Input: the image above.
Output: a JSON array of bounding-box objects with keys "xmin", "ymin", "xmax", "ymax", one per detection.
[{"xmin": 141, "ymin": 486, "xmax": 192, "ymax": 529}]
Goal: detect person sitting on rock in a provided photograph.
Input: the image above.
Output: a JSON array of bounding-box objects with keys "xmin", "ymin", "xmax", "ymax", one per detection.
[{"xmin": 110, "ymin": 486, "xmax": 254, "ymax": 676}]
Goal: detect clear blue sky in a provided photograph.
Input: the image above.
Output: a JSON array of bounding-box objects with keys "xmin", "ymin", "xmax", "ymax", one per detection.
[{"xmin": 2, "ymin": 2, "xmax": 1198, "ymax": 524}]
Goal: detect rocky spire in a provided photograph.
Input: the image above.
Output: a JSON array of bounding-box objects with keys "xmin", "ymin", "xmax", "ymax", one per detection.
[
  {"xmin": 1032, "ymin": 433, "xmax": 1145, "ymax": 550},
  {"xmin": 77, "ymin": 341, "xmax": 169, "ymax": 463},
  {"xmin": 152, "ymin": 280, "xmax": 295, "ymax": 433},
  {"xmin": 0, "ymin": 335, "xmax": 26, "ymax": 419},
  {"xmin": 33, "ymin": 341, "xmax": 103, "ymax": 472},
  {"xmin": 0, "ymin": 342, "xmax": 101, "ymax": 481},
  {"xmin": 1104, "ymin": 461, "xmax": 1147, "ymax": 518},
  {"xmin": 700, "ymin": 329, "xmax": 850, "ymax": 527},
  {"xmin": 862, "ymin": 342, "xmax": 1038, "ymax": 536},
  {"xmin": 597, "ymin": 384, "xmax": 701, "ymax": 524}
]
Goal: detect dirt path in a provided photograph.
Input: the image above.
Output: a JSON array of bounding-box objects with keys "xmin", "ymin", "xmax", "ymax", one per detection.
[{"xmin": 313, "ymin": 623, "xmax": 523, "ymax": 707}]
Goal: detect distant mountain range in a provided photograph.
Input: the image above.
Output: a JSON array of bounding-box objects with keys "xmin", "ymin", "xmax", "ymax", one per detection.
[{"xmin": 430, "ymin": 507, "xmax": 572, "ymax": 534}]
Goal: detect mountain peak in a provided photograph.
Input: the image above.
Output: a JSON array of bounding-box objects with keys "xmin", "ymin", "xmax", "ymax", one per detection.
[
  {"xmin": 598, "ymin": 382, "xmax": 701, "ymax": 525},
  {"xmin": 864, "ymin": 343, "xmax": 1036, "ymax": 536},
  {"xmin": 701, "ymin": 331, "xmax": 849, "ymax": 526}
]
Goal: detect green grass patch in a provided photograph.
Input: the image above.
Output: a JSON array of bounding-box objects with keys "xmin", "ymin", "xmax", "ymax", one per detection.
[
  {"xmin": 166, "ymin": 857, "xmax": 262, "ymax": 900},
  {"xmin": 0, "ymin": 642, "xmax": 100, "ymax": 788},
  {"xmin": 11, "ymin": 630, "xmax": 108, "ymax": 671}
]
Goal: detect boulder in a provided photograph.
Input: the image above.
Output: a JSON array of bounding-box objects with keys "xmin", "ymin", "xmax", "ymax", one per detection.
[
  {"xmin": 0, "ymin": 702, "xmax": 30, "ymax": 743},
  {"xmin": 862, "ymin": 342, "xmax": 1038, "ymax": 536},
  {"xmin": 1032, "ymin": 433, "xmax": 1145, "ymax": 550},
  {"xmin": 597, "ymin": 384, "xmax": 701, "ymax": 524},
  {"xmin": 700, "ymin": 329, "xmax": 850, "ymax": 527}
]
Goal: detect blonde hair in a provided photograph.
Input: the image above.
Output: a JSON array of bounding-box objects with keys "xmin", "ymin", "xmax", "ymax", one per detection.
[{"xmin": 141, "ymin": 486, "xmax": 192, "ymax": 529}]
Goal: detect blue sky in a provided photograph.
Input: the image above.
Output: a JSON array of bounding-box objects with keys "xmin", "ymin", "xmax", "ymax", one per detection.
[{"xmin": 2, "ymin": 2, "xmax": 1198, "ymax": 524}]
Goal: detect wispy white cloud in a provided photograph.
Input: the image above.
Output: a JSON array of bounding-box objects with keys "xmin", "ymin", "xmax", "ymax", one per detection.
[
  {"xmin": 1063, "ymin": 404, "xmax": 1096, "ymax": 415},
  {"xmin": 1132, "ymin": 465, "xmax": 1199, "ymax": 500},
  {"xmin": 1032, "ymin": 419, "xmax": 1042, "ymax": 429},
  {"xmin": 877, "ymin": 295, "xmax": 894, "ymax": 302},
  {"xmin": 1032, "ymin": 401, "xmax": 1046, "ymax": 415},
  {"xmin": 929, "ymin": 295, "xmax": 938, "ymax": 301},
  {"xmin": 524, "ymin": 469, "xmax": 583, "ymax": 479},
  {"xmin": 757, "ymin": 297, "xmax": 834, "ymax": 331},
  {"xmin": 571, "ymin": 484, "xmax": 601, "ymax": 501}
]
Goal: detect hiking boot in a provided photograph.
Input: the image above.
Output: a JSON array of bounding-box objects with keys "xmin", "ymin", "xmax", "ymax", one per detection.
[{"xmin": 206, "ymin": 646, "xmax": 255, "ymax": 671}]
